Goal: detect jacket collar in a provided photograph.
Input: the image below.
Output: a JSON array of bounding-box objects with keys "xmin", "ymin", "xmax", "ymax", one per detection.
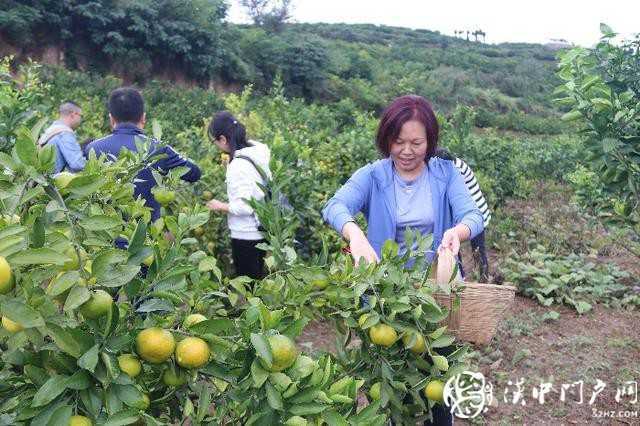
[
  {"xmin": 113, "ymin": 123, "xmax": 145, "ymax": 135},
  {"xmin": 371, "ymin": 157, "xmax": 449, "ymax": 188},
  {"xmin": 370, "ymin": 157, "xmax": 451, "ymax": 233}
]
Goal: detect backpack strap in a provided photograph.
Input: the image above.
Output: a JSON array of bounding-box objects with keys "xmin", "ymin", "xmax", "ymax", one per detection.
[
  {"xmin": 234, "ymin": 155, "xmax": 272, "ymax": 199},
  {"xmin": 234, "ymin": 155, "xmax": 270, "ymax": 183}
]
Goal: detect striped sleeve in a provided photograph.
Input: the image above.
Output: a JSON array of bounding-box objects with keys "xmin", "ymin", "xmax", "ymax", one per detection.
[{"xmin": 454, "ymin": 158, "xmax": 491, "ymax": 227}]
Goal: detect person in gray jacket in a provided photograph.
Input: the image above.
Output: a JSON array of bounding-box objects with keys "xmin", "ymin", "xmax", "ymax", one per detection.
[{"xmin": 38, "ymin": 101, "xmax": 86, "ymax": 174}]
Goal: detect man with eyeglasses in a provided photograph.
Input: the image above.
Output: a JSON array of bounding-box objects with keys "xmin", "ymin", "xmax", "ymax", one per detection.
[{"xmin": 38, "ymin": 101, "xmax": 86, "ymax": 174}]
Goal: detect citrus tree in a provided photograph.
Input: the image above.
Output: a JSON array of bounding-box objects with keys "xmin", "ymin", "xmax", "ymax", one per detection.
[
  {"xmin": 0, "ymin": 118, "xmax": 387, "ymax": 424},
  {"xmin": 556, "ymin": 24, "xmax": 640, "ymax": 256}
]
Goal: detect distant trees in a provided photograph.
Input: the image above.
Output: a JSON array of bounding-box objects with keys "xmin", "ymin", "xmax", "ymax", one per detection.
[
  {"xmin": 240, "ymin": 0, "xmax": 293, "ymax": 32},
  {"xmin": 0, "ymin": 0, "xmax": 232, "ymax": 82},
  {"xmin": 453, "ymin": 28, "xmax": 486, "ymax": 43}
]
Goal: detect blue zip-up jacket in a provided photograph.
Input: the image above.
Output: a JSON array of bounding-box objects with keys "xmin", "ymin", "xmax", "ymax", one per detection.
[
  {"xmin": 85, "ymin": 123, "xmax": 201, "ymax": 221},
  {"xmin": 322, "ymin": 157, "xmax": 484, "ymax": 260}
]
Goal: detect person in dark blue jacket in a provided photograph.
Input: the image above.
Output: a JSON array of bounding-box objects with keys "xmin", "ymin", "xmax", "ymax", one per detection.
[{"xmin": 85, "ymin": 87, "xmax": 201, "ymax": 222}]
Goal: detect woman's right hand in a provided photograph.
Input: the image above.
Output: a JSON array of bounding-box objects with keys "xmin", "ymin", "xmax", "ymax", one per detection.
[{"xmin": 343, "ymin": 222, "xmax": 379, "ymax": 265}]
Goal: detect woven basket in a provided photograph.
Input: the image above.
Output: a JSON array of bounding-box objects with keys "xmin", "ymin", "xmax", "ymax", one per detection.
[{"xmin": 432, "ymin": 248, "xmax": 516, "ymax": 345}]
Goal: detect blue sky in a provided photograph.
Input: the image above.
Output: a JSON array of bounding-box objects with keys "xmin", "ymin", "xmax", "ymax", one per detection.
[{"xmin": 227, "ymin": 0, "xmax": 639, "ymax": 46}]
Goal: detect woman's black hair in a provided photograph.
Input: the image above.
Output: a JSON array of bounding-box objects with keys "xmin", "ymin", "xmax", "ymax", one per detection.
[{"xmin": 208, "ymin": 111, "xmax": 249, "ymax": 157}]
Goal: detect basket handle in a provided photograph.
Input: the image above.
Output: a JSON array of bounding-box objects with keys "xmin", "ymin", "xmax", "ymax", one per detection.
[{"xmin": 435, "ymin": 247, "xmax": 457, "ymax": 286}]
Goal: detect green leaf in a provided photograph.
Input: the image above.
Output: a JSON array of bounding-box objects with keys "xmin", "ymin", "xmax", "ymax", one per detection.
[
  {"xmin": 96, "ymin": 262, "xmax": 141, "ymax": 288},
  {"xmin": 288, "ymin": 403, "xmax": 328, "ymax": 416},
  {"xmin": 599, "ymin": 23, "xmax": 615, "ymax": 37},
  {"xmin": 152, "ymin": 119, "xmax": 163, "ymax": 140},
  {"xmin": 190, "ymin": 318, "xmax": 234, "ymax": 334},
  {"xmin": 197, "ymin": 384, "xmax": 212, "ymax": 422},
  {"xmin": 0, "ymin": 299, "xmax": 45, "ymax": 328},
  {"xmin": 359, "ymin": 312, "xmax": 380, "ymax": 330},
  {"xmin": 63, "ymin": 285, "xmax": 91, "ymax": 312},
  {"xmin": 24, "ymin": 365, "xmax": 49, "ymax": 387},
  {"xmin": 561, "ymin": 110, "xmax": 582, "ymax": 121},
  {"xmin": 81, "ymin": 215, "xmax": 121, "ymax": 231},
  {"xmin": 80, "ymin": 388, "xmax": 103, "ymax": 419},
  {"xmin": 31, "ymin": 215, "xmax": 45, "ymax": 248},
  {"xmin": 67, "ymin": 174, "xmax": 107, "ymax": 197},
  {"xmin": 115, "ymin": 384, "xmax": 146, "ymax": 409},
  {"xmin": 47, "ymin": 323, "xmax": 94, "ymax": 358},
  {"xmin": 430, "ymin": 335, "xmax": 455, "ymax": 349},
  {"xmin": 47, "ymin": 405, "xmax": 72, "ymax": 426},
  {"xmin": 381, "ymin": 239, "xmax": 399, "ymax": 260},
  {"xmin": 251, "ymin": 333, "xmax": 272, "ymax": 368},
  {"xmin": 15, "ymin": 129, "xmax": 37, "ymax": 166},
  {"xmin": 78, "ymin": 344, "xmax": 100, "ymax": 373},
  {"xmin": 269, "ymin": 372, "xmax": 293, "ymax": 392},
  {"xmin": 31, "ymin": 375, "xmax": 69, "ymax": 407},
  {"xmin": 428, "ymin": 326, "xmax": 447, "ymax": 340},
  {"xmin": 349, "ymin": 400, "xmax": 381, "ymax": 424},
  {"xmin": 575, "ymin": 300, "xmax": 592, "ymax": 314},
  {"xmin": 322, "ymin": 410, "xmax": 348, "ymax": 426},
  {"xmin": 251, "ymin": 359, "xmax": 269, "ymax": 388},
  {"xmin": 432, "ymin": 355, "xmax": 449, "ymax": 372},
  {"xmin": 66, "ymin": 370, "xmax": 91, "ymax": 390},
  {"xmin": 265, "ymin": 381, "xmax": 284, "ymax": 411},
  {"xmin": 47, "ymin": 271, "xmax": 80, "ymax": 297},
  {"xmin": 127, "ymin": 220, "xmax": 147, "ymax": 255},
  {"xmin": 602, "ymin": 137, "xmax": 622, "ymax": 154},
  {"xmin": 103, "ymin": 409, "xmax": 141, "ymax": 426},
  {"xmin": 7, "ymin": 248, "xmax": 68, "ymax": 265},
  {"xmin": 198, "ymin": 256, "xmax": 218, "ymax": 272}
]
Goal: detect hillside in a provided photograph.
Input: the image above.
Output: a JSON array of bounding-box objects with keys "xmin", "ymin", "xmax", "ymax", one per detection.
[{"xmin": 0, "ymin": 1, "xmax": 566, "ymax": 133}]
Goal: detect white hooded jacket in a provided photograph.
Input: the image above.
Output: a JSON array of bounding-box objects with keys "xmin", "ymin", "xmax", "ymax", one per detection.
[{"xmin": 226, "ymin": 140, "xmax": 271, "ymax": 240}]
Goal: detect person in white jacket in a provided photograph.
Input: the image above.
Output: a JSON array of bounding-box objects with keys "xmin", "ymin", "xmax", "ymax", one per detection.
[{"xmin": 206, "ymin": 111, "xmax": 271, "ymax": 279}]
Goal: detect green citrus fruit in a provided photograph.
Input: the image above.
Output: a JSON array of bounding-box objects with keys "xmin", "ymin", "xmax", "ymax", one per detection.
[
  {"xmin": 311, "ymin": 278, "xmax": 328, "ymax": 289},
  {"xmin": 202, "ymin": 191, "xmax": 213, "ymax": 201},
  {"xmin": 54, "ymin": 171, "xmax": 76, "ymax": 189},
  {"xmin": 424, "ymin": 380, "xmax": 445, "ymax": 402},
  {"xmin": 143, "ymin": 254, "xmax": 154, "ymax": 267},
  {"xmin": 402, "ymin": 331, "xmax": 427, "ymax": 354},
  {"xmin": 261, "ymin": 334, "xmax": 299, "ymax": 372},
  {"xmin": 175, "ymin": 336, "xmax": 210, "ymax": 369},
  {"xmin": 153, "ymin": 188, "xmax": 176, "ymax": 206},
  {"xmin": 80, "ymin": 290, "xmax": 113, "ymax": 319},
  {"xmin": 357, "ymin": 314, "xmax": 369, "ymax": 328},
  {"xmin": 69, "ymin": 415, "xmax": 92, "ymax": 426},
  {"xmin": 141, "ymin": 393, "xmax": 150, "ymax": 410},
  {"xmin": 136, "ymin": 328, "xmax": 176, "ymax": 364},
  {"xmin": 369, "ymin": 382, "xmax": 381, "ymax": 400},
  {"xmin": 1, "ymin": 316, "xmax": 23, "ymax": 333},
  {"xmin": 183, "ymin": 313, "xmax": 207, "ymax": 329},
  {"xmin": 118, "ymin": 354, "xmax": 142, "ymax": 378},
  {"xmin": 369, "ymin": 324, "xmax": 397, "ymax": 347},
  {"xmin": 162, "ymin": 368, "xmax": 187, "ymax": 387},
  {"xmin": 0, "ymin": 256, "xmax": 14, "ymax": 294}
]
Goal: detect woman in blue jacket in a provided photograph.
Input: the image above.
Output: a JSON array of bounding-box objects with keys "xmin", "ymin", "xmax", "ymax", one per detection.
[{"xmin": 322, "ymin": 94, "xmax": 484, "ymax": 268}]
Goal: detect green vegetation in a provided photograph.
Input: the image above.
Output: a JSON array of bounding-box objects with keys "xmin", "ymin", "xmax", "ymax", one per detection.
[
  {"xmin": 1, "ymin": 1, "xmax": 568, "ymax": 131},
  {"xmin": 0, "ymin": 4, "xmax": 638, "ymax": 422}
]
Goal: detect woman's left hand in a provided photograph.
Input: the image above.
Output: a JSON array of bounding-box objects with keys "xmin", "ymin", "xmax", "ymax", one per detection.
[
  {"xmin": 440, "ymin": 228, "xmax": 461, "ymax": 256},
  {"xmin": 206, "ymin": 199, "xmax": 229, "ymax": 213}
]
